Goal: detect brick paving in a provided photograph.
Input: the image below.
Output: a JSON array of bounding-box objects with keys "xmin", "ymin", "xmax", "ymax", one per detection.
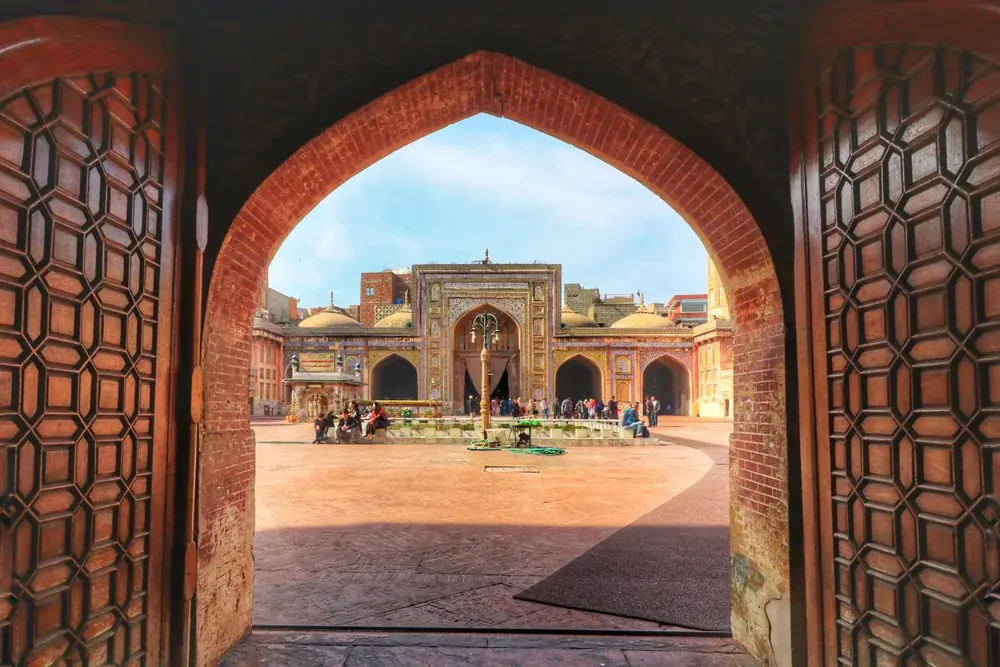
[{"xmin": 252, "ymin": 424, "xmax": 726, "ymax": 631}]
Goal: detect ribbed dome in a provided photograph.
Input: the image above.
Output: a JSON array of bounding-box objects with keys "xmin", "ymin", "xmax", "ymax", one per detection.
[
  {"xmin": 560, "ymin": 304, "xmax": 599, "ymax": 328},
  {"xmin": 298, "ymin": 310, "xmax": 362, "ymax": 328},
  {"xmin": 374, "ymin": 307, "xmax": 413, "ymax": 328},
  {"xmin": 610, "ymin": 304, "xmax": 672, "ymax": 329}
]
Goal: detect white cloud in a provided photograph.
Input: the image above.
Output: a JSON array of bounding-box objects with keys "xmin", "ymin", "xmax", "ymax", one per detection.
[
  {"xmin": 389, "ymin": 130, "xmax": 669, "ymax": 233},
  {"xmin": 267, "ymin": 115, "xmax": 708, "ymax": 307}
]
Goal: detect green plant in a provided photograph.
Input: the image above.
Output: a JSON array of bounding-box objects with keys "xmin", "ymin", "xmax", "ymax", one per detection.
[{"xmin": 461, "ymin": 422, "xmax": 476, "ymax": 431}]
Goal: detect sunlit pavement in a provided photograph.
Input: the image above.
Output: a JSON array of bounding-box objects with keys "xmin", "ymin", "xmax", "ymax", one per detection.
[
  {"xmin": 251, "ymin": 438, "xmax": 713, "ymax": 629},
  {"xmin": 221, "ymin": 420, "xmax": 755, "ymax": 665}
]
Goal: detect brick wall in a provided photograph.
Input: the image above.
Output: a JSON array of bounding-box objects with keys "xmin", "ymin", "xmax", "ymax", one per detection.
[
  {"xmin": 359, "ymin": 271, "xmax": 396, "ymax": 326},
  {"xmin": 201, "ymin": 51, "xmax": 788, "ymax": 666}
]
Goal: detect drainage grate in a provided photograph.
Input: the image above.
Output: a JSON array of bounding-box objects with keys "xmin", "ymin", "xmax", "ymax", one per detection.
[{"xmin": 484, "ymin": 466, "xmax": 538, "ymax": 473}]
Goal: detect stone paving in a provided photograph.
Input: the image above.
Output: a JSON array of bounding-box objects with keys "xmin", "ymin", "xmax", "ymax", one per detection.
[
  {"xmin": 252, "ymin": 424, "xmax": 723, "ymax": 630},
  {"xmin": 222, "ymin": 630, "xmax": 758, "ymax": 666}
]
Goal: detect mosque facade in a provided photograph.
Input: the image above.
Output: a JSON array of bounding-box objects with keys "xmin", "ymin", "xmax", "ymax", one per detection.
[{"xmin": 250, "ymin": 255, "xmax": 733, "ymax": 419}]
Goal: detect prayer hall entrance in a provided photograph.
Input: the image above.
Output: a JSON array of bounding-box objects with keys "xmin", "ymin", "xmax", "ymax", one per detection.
[
  {"xmin": 555, "ymin": 355, "xmax": 602, "ymax": 405},
  {"xmin": 4, "ymin": 3, "xmax": 999, "ymax": 666},
  {"xmin": 452, "ymin": 306, "xmax": 520, "ymax": 411},
  {"xmin": 642, "ymin": 355, "xmax": 689, "ymax": 417},
  {"xmin": 370, "ymin": 354, "xmax": 418, "ymax": 400}
]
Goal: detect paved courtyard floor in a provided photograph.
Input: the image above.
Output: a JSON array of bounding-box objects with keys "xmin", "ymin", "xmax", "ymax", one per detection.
[{"xmin": 252, "ymin": 419, "xmax": 729, "ymax": 631}]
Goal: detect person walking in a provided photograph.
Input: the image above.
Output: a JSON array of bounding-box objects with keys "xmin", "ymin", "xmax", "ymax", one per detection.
[
  {"xmin": 541, "ymin": 398, "xmax": 549, "ymax": 418},
  {"xmin": 650, "ymin": 396, "xmax": 661, "ymax": 427}
]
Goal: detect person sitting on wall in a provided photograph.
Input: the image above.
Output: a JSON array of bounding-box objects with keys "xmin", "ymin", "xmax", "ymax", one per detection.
[
  {"xmin": 621, "ymin": 402, "xmax": 643, "ymax": 437},
  {"xmin": 335, "ymin": 409, "xmax": 351, "ymax": 442},
  {"xmin": 363, "ymin": 401, "xmax": 390, "ymax": 440},
  {"xmin": 343, "ymin": 401, "xmax": 361, "ymax": 442}
]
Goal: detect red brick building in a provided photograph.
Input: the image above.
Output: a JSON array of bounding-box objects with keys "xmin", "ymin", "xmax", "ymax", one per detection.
[{"xmin": 358, "ymin": 269, "xmax": 412, "ymax": 326}]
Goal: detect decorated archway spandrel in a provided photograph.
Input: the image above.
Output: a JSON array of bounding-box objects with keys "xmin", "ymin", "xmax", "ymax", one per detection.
[
  {"xmin": 552, "ymin": 350, "xmax": 609, "ymax": 397},
  {"xmin": 366, "ymin": 349, "xmax": 420, "ymax": 372}
]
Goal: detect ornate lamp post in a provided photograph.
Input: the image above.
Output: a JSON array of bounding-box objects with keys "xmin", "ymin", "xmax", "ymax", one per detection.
[{"xmin": 470, "ymin": 311, "xmax": 501, "ymax": 441}]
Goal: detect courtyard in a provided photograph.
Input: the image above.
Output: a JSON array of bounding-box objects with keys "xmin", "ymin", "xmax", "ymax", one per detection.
[{"xmin": 250, "ymin": 418, "xmax": 733, "ymax": 631}]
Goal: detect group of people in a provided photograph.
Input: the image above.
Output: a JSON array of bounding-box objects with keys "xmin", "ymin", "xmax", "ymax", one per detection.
[{"xmin": 313, "ymin": 400, "xmax": 391, "ymax": 443}]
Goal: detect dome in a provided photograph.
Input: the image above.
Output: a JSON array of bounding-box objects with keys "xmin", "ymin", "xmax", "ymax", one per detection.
[
  {"xmin": 610, "ymin": 304, "xmax": 672, "ymax": 329},
  {"xmin": 298, "ymin": 310, "xmax": 362, "ymax": 328},
  {"xmin": 374, "ymin": 290, "xmax": 413, "ymax": 328},
  {"xmin": 560, "ymin": 304, "xmax": 599, "ymax": 328},
  {"xmin": 375, "ymin": 307, "xmax": 413, "ymax": 328}
]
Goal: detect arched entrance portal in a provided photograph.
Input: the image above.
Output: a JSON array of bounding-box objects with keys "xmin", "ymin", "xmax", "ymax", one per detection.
[
  {"xmin": 200, "ymin": 50, "xmax": 788, "ymax": 666},
  {"xmin": 556, "ymin": 356, "xmax": 601, "ymax": 403},
  {"xmin": 371, "ymin": 354, "xmax": 418, "ymax": 400},
  {"xmin": 452, "ymin": 305, "xmax": 520, "ymax": 411},
  {"xmin": 642, "ymin": 356, "xmax": 688, "ymax": 416}
]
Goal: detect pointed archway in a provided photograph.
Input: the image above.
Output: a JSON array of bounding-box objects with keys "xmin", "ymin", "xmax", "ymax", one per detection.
[
  {"xmin": 555, "ymin": 355, "xmax": 602, "ymax": 403},
  {"xmin": 641, "ymin": 354, "xmax": 690, "ymax": 416},
  {"xmin": 370, "ymin": 354, "xmax": 418, "ymax": 400},
  {"xmin": 201, "ymin": 51, "xmax": 787, "ymax": 665}
]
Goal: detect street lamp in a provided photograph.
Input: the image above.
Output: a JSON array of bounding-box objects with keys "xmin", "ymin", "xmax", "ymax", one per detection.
[{"xmin": 470, "ymin": 311, "xmax": 501, "ymax": 441}]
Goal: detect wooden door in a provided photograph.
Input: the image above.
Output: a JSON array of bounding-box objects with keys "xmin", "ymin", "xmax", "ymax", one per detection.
[
  {"xmin": 0, "ymin": 21, "xmax": 176, "ymax": 665},
  {"xmin": 796, "ymin": 35, "xmax": 1000, "ymax": 667}
]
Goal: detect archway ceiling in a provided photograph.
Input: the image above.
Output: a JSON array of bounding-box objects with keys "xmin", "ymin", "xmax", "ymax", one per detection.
[
  {"xmin": 1, "ymin": 1, "xmax": 812, "ymax": 295},
  {"xmin": 200, "ymin": 8, "xmax": 802, "ymax": 286}
]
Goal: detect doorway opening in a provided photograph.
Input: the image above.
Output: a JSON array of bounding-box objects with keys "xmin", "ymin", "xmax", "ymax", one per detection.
[
  {"xmin": 555, "ymin": 356, "xmax": 602, "ymax": 403},
  {"xmin": 642, "ymin": 355, "xmax": 688, "ymax": 416},
  {"xmin": 199, "ymin": 51, "xmax": 788, "ymax": 665},
  {"xmin": 372, "ymin": 354, "xmax": 418, "ymax": 400}
]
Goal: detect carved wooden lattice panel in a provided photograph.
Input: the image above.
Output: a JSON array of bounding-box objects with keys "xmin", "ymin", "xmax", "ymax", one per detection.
[
  {"xmin": 816, "ymin": 46, "xmax": 1000, "ymax": 665},
  {"xmin": 0, "ymin": 74, "xmax": 167, "ymax": 664}
]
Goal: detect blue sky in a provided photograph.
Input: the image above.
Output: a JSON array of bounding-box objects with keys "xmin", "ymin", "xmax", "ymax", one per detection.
[{"xmin": 268, "ymin": 114, "xmax": 708, "ymax": 308}]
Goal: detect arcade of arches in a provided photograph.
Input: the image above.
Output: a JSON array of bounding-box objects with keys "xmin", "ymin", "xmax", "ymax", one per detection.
[{"xmin": 2, "ymin": 4, "xmax": 1000, "ymax": 667}]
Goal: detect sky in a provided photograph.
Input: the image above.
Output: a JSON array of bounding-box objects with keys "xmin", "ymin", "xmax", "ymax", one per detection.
[{"xmin": 268, "ymin": 114, "xmax": 708, "ymax": 308}]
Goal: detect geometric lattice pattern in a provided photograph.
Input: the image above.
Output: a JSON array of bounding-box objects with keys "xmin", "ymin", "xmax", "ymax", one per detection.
[
  {"xmin": 818, "ymin": 45, "xmax": 1000, "ymax": 665},
  {"xmin": 0, "ymin": 73, "xmax": 165, "ymax": 665}
]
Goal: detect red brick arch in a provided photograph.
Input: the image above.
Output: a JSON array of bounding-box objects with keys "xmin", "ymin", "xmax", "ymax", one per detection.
[{"xmin": 200, "ymin": 51, "xmax": 789, "ymax": 665}]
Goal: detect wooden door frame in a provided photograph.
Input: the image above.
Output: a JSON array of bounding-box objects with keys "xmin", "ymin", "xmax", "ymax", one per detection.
[
  {"xmin": 792, "ymin": 1, "xmax": 1000, "ymax": 664},
  {"xmin": 0, "ymin": 16, "xmax": 182, "ymax": 666}
]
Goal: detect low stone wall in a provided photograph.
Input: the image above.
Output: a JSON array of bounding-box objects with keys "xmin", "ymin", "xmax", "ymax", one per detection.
[{"xmin": 381, "ymin": 419, "xmax": 637, "ymax": 445}]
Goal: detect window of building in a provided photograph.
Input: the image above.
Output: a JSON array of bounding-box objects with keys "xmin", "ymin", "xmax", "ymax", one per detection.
[{"xmin": 365, "ymin": 286, "xmax": 375, "ymax": 297}]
